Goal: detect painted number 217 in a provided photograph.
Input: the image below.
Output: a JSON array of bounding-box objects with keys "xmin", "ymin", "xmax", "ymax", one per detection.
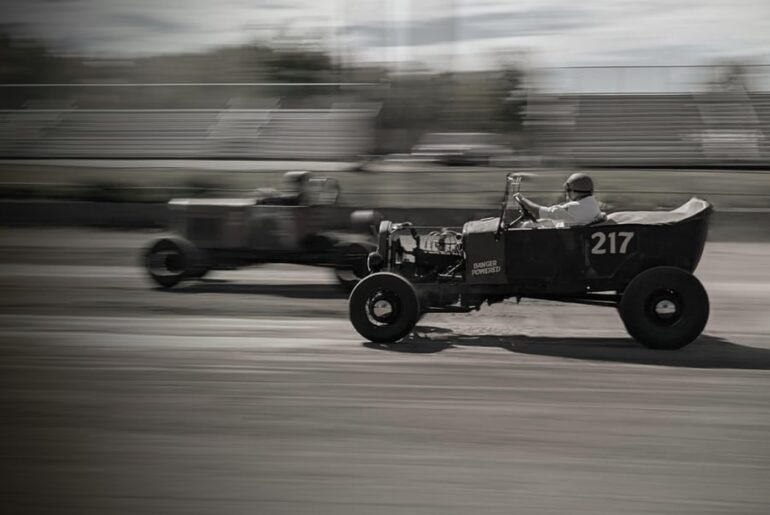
[{"xmin": 591, "ymin": 231, "xmax": 634, "ymax": 255}]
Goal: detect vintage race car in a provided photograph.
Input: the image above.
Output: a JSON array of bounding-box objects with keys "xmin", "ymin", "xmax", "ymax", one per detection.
[
  {"xmin": 349, "ymin": 174, "xmax": 712, "ymax": 350},
  {"xmin": 144, "ymin": 172, "xmax": 378, "ymax": 289}
]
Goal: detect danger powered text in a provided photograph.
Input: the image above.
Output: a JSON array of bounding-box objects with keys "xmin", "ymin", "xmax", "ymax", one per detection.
[{"xmin": 471, "ymin": 260, "xmax": 501, "ymax": 276}]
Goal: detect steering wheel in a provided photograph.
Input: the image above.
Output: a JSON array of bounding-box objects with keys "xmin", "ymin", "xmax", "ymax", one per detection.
[{"xmin": 512, "ymin": 195, "xmax": 537, "ymax": 225}]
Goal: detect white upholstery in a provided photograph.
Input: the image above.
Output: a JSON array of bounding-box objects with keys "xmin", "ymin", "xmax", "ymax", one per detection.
[{"xmin": 602, "ymin": 198, "xmax": 711, "ymax": 225}]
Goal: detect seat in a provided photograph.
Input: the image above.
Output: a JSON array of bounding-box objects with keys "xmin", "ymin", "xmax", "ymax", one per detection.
[{"xmin": 597, "ymin": 198, "xmax": 711, "ymax": 226}]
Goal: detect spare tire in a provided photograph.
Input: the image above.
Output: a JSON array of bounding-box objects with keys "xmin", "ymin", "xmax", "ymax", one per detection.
[
  {"xmin": 619, "ymin": 266, "xmax": 709, "ymax": 350},
  {"xmin": 143, "ymin": 237, "xmax": 204, "ymax": 289}
]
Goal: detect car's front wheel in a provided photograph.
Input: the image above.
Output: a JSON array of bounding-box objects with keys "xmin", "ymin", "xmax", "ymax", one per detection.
[
  {"xmin": 619, "ymin": 266, "xmax": 709, "ymax": 350},
  {"xmin": 349, "ymin": 273, "xmax": 420, "ymax": 343},
  {"xmin": 144, "ymin": 237, "xmax": 203, "ymax": 289}
]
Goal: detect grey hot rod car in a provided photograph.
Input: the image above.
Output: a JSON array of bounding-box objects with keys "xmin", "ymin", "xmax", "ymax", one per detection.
[
  {"xmin": 349, "ymin": 174, "xmax": 712, "ymax": 350},
  {"xmin": 144, "ymin": 172, "xmax": 378, "ymax": 289}
]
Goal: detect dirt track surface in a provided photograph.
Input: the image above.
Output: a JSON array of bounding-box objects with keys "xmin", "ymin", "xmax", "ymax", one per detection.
[{"xmin": 2, "ymin": 229, "xmax": 770, "ymax": 514}]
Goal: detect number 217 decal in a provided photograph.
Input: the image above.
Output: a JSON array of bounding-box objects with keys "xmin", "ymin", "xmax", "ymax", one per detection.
[{"xmin": 590, "ymin": 231, "xmax": 635, "ymax": 255}]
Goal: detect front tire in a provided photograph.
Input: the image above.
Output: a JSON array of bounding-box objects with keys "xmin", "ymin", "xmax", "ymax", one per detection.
[
  {"xmin": 619, "ymin": 266, "xmax": 709, "ymax": 350},
  {"xmin": 144, "ymin": 237, "xmax": 203, "ymax": 289},
  {"xmin": 349, "ymin": 273, "xmax": 420, "ymax": 343}
]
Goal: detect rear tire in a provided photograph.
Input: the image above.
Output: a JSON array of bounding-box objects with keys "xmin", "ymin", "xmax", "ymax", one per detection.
[
  {"xmin": 144, "ymin": 237, "xmax": 203, "ymax": 289},
  {"xmin": 619, "ymin": 266, "xmax": 709, "ymax": 350},
  {"xmin": 349, "ymin": 273, "xmax": 420, "ymax": 343}
]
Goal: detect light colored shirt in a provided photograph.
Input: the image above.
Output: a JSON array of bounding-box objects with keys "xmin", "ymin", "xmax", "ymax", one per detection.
[{"xmin": 538, "ymin": 195, "xmax": 604, "ymax": 228}]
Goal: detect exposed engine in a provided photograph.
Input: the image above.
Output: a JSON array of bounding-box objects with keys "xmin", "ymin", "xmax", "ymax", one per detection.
[
  {"xmin": 387, "ymin": 227, "xmax": 465, "ymax": 282},
  {"xmin": 422, "ymin": 228, "xmax": 464, "ymax": 255},
  {"xmin": 366, "ymin": 220, "xmax": 508, "ymax": 310}
]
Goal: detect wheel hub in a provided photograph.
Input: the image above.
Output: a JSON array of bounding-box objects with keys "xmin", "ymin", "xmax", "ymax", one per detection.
[
  {"xmin": 647, "ymin": 290, "xmax": 682, "ymax": 325},
  {"xmin": 654, "ymin": 299, "xmax": 677, "ymax": 317},
  {"xmin": 367, "ymin": 290, "xmax": 401, "ymax": 325},
  {"xmin": 372, "ymin": 299, "xmax": 394, "ymax": 320},
  {"xmin": 149, "ymin": 250, "xmax": 183, "ymax": 275}
]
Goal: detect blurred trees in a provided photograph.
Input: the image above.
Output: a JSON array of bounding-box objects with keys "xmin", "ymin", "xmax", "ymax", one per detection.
[
  {"xmin": 707, "ymin": 62, "xmax": 753, "ymax": 93},
  {"xmin": 0, "ymin": 33, "xmax": 88, "ymax": 84},
  {"xmin": 268, "ymin": 48, "xmax": 333, "ymax": 82},
  {"xmin": 373, "ymin": 67, "xmax": 527, "ymax": 153},
  {"xmin": 0, "ymin": 31, "xmax": 528, "ymax": 151}
]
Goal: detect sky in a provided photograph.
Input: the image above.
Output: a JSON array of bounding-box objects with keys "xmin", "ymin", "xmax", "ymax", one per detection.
[{"xmin": 1, "ymin": 0, "xmax": 770, "ymax": 70}]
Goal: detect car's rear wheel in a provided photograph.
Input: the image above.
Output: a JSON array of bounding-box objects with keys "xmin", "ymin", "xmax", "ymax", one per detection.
[
  {"xmin": 144, "ymin": 237, "xmax": 202, "ymax": 289},
  {"xmin": 349, "ymin": 273, "xmax": 420, "ymax": 343},
  {"xmin": 619, "ymin": 266, "xmax": 709, "ymax": 350}
]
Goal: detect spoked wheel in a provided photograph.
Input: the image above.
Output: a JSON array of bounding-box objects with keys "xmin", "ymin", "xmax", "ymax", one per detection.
[
  {"xmin": 144, "ymin": 237, "xmax": 202, "ymax": 289},
  {"xmin": 349, "ymin": 273, "xmax": 420, "ymax": 343},
  {"xmin": 619, "ymin": 266, "xmax": 709, "ymax": 350}
]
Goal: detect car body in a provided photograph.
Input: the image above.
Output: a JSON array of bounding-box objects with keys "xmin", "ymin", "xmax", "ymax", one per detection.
[
  {"xmin": 144, "ymin": 172, "xmax": 378, "ymax": 289},
  {"xmin": 411, "ymin": 132, "xmax": 514, "ymax": 166},
  {"xmin": 349, "ymin": 174, "xmax": 712, "ymax": 349}
]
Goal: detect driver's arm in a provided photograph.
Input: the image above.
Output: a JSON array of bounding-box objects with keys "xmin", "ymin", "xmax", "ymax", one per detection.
[{"xmin": 514, "ymin": 194, "xmax": 544, "ymax": 219}]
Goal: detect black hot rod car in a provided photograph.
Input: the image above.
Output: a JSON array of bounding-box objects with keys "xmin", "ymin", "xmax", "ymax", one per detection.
[
  {"xmin": 349, "ymin": 174, "xmax": 712, "ymax": 350},
  {"xmin": 143, "ymin": 172, "xmax": 377, "ymax": 290}
]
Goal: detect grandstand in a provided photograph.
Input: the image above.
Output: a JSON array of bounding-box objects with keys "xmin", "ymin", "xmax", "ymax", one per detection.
[
  {"xmin": 2, "ymin": 72, "xmax": 770, "ymax": 166},
  {"xmin": 525, "ymin": 92, "xmax": 770, "ymax": 167},
  {"xmin": 0, "ymin": 106, "xmax": 376, "ymax": 160}
]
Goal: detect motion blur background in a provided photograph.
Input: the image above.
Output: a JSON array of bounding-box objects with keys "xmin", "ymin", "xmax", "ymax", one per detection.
[
  {"xmin": 1, "ymin": 0, "xmax": 770, "ymax": 211},
  {"xmin": 2, "ymin": 2, "xmax": 770, "ymax": 514}
]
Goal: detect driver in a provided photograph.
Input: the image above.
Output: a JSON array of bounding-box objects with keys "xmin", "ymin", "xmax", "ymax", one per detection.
[
  {"xmin": 277, "ymin": 171, "xmax": 310, "ymax": 205},
  {"xmin": 514, "ymin": 173, "xmax": 604, "ymax": 228}
]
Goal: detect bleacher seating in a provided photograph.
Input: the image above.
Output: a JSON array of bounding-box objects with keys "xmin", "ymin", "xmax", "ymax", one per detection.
[
  {"xmin": 0, "ymin": 107, "xmax": 377, "ymax": 159},
  {"xmin": 525, "ymin": 92, "xmax": 770, "ymax": 167}
]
